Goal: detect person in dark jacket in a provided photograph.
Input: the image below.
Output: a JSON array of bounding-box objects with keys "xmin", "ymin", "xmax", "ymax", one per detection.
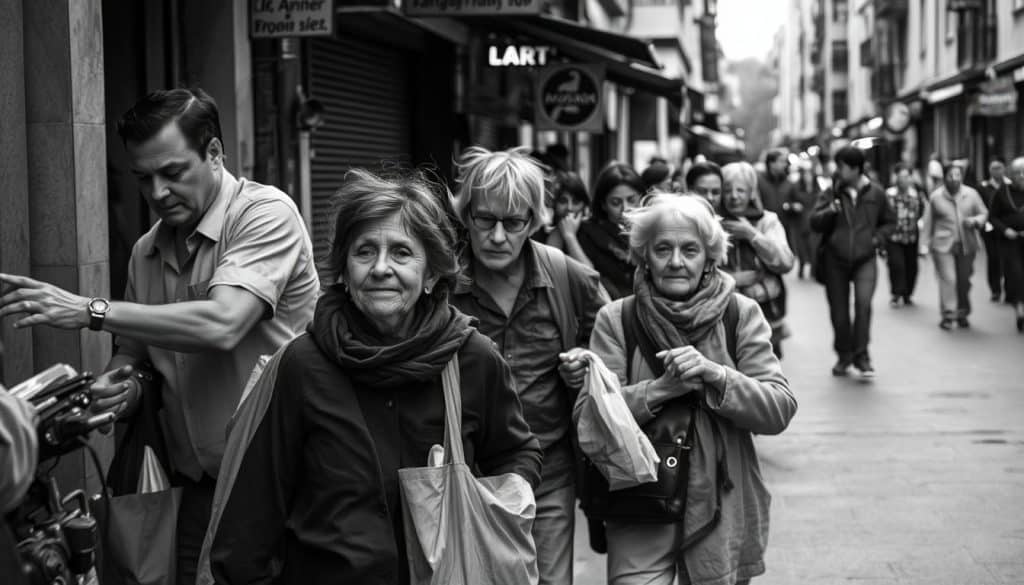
[
  {"xmin": 578, "ymin": 162, "xmax": 644, "ymax": 299},
  {"xmin": 209, "ymin": 169, "xmax": 543, "ymax": 585},
  {"xmin": 978, "ymin": 158, "xmax": 1011, "ymax": 302},
  {"xmin": 990, "ymin": 157, "xmax": 1024, "ymax": 332},
  {"xmin": 810, "ymin": 146, "xmax": 896, "ymax": 379}
]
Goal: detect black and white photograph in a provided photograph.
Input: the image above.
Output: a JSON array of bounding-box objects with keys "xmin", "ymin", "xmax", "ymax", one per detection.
[{"xmin": 1, "ymin": 0, "xmax": 1023, "ymax": 584}]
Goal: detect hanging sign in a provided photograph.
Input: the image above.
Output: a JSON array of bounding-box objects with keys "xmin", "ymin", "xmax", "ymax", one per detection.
[
  {"xmin": 403, "ymin": 0, "xmax": 541, "ymax": 16},
  {"xmin": 971, "ymin": 77, "xmax": 1018, "ymax": 117},
  {"xmin": 535, "ymin": 64, "xmax": 604, "ymax": 133},
  {"xmin": 251, "ymin": 0, "xmax": 335, "ymax": 39}
]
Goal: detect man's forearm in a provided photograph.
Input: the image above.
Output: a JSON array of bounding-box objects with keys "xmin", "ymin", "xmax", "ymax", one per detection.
[{"xmin": 104, "ymin": 299, "xmax": 257, "ymax": 353}]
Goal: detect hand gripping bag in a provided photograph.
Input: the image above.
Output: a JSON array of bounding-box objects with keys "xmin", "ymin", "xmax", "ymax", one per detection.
[
  {"xmin": 574, "ymin": 350, "xmax": 660, "ymax": 491},
  {"xmin": 398, "ymin": 355, "xmax": 538, "ymax": 585}
]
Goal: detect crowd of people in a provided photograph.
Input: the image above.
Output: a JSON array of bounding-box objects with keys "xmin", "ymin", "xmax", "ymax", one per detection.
[{"xmin": 0, "ymin": 84, "xmax": 1020, "ymax": 585}]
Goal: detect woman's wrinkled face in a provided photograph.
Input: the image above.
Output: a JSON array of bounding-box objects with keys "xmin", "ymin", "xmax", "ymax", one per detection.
[
  {"xmin": 345, "ymin": 214, "xmax": 435, "ymax": 338},
  {"xmin": 602, "ymin": 184, "xmax": 641, "ymax": 225},
  {"xmin": 722, "ymin": 178, "xmax": 753, "ymax": 216},
  {"xmin": 646, "ymin": 217, "xmax": 709, "ymax": 301}
]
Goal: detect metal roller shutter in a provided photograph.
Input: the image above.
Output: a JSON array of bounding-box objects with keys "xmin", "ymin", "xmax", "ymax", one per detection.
[{"xmin": 309, "ymin": 36, "xmax": 412, "ymax": 265}]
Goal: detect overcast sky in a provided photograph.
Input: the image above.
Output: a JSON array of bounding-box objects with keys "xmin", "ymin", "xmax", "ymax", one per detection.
[{"xmin": 716, "ymin": 0, "xmax": 787, "ymax": 62}]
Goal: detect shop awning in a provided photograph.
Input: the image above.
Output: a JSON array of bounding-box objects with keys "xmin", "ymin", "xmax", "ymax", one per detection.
[{"xmin": 468, "ymin": 16, "xmax": 685, "ymax": 107}]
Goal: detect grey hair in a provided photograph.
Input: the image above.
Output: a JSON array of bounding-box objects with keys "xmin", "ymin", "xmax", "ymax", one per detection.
[
  {"xmin": 626, "ymin": 193, "xmax": 730, "ymax": 266},
  {"xmin": 452, "ymin": 146, "xmax": 552, "ymax": 233}
]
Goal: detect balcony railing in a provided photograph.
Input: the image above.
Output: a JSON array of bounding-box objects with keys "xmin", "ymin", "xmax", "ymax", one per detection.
[{"xmin": 832, "ymin": 41, "xmax": 848, "ymax": 72}]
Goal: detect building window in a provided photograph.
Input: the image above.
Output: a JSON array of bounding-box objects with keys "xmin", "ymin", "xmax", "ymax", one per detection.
[
  {"xmin": 945, "ymin": 2, "xmax": 956, "ymax": 43},
  {"xmin": 833, "ymin": 0, "xmax": 848, "ymax": 23},
  {"xmin": 919, "ymin": 0, "xmax": 927, "ymax": 57},
  {"xmin": 832, "ymin": 40, "xmax": 849, "ymax": 72},
  {"xmin": 832, "ymin": 89, "xmax": 848, "ymax": 121}
]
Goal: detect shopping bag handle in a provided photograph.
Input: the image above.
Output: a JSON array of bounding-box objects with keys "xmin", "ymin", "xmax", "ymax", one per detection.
[{"xmin": 441, "ymin": 355, "xmax": 465, "ymax": 465}]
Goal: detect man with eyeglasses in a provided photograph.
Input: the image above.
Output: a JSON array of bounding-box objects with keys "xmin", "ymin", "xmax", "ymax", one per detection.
[{"xmin": 450, "ymin": 147, "xmax": 608, "ymax": 585}]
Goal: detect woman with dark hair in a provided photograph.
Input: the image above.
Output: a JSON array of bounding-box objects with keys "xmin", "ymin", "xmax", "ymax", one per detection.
[
  {"xmin": 685, "ymin": 161, "xmax": 724, "ymax": 206},
  {"xmin": 578, "ymin": 162, "xmax": 645, "ymax": 299},
  {"xmin": 207, "ymin": 169, "xmax": 542, "ymax": 584},
  {"xmin": 535, "ymin": 171, "xmax": 595, "ymax": 267}
]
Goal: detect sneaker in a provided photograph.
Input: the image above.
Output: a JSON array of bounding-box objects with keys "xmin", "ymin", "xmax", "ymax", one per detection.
[
  {"xmin": 939, "ymin": 319, "xmax": 953, "ymax": 330},
  {"xmin": 957, "ymin": 318, "xmax": 970, "ymax": 328},
  {"xmin": 991, "ymin": 293, "xmax": 1002, "ymax": 302},
  {"xmin": 853, "ymin": 358, "xmax": 875, "ymax": 379},
  {"xmin": 831, "ymin": 360, "xmax": 852, "ymax": 377},
  {"xmin": 903, "ymin": 296, "xmax": 914, "ymax": 306},
  {"xmin": 889, "ymin": 296, "xmax": 901, "ymax": 308}
]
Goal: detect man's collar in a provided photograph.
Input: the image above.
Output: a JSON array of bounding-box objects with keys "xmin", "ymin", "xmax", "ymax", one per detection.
[{"xmin": 143, "ymin": 169, "xmax": 238, "ymax": 258}]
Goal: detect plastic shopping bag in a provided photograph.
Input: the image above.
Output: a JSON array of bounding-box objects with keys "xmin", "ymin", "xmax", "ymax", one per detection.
[
  {"xmin": 575, "ymin": 351, "xmax": 660, "ymax": 491},
  {"xmin": 398, "ymin": 356, "xmax": 538, "ymax": 585}
]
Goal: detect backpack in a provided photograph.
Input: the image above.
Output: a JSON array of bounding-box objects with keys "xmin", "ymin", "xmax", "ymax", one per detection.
[
  {"xmin": 532, "ymin": 241, "xmax": 583, "ymax": 352},
  {"xmin": 579, "ymin": 294, "xmax": 739, "ymax": 546}
]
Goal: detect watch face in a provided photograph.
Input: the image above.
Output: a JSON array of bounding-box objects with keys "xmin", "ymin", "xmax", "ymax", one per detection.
[{"xmin": 89, "ymin": 298, "xmax": 110, "ymax": 314}]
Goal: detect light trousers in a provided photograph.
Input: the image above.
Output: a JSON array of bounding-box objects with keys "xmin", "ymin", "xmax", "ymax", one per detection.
[
  {"xmin": 533, "ymin": 482, "xmax": 576, "ymax": 585},
  {"xmin": 932, "ymin": 250, "xmax": 975, "ymax": 320},
  {"xmin": 605, "ymin": 521, "xmax": 751, "ymax": 585}
]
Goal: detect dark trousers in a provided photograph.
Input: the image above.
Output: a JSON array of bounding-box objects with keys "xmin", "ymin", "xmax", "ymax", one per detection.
[
  {"xmin": 823, "ymin": 254, "xmax": 877, "ymax": 362},
  {"xmin": 885, "ymin": 241, "xmax": 919, "ymax": 299},
  {"xmin": 173, "ymin": 473, "xmax": 217, "ymax": 585},
  {"xmin": 982, "ymin": 230, "xmax": 1005, "ymax": 298},
  {"xmin": 1000, "ymin": 238, "xmax": 1024, "ymax": 305}
]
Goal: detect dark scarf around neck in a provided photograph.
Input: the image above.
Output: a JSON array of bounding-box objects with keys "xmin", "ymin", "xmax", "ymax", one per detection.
[
  {"xmin": 634, "ymin": 268, "xmax": 737, "ymax": 352},
  {"xmin": 310, "ymin": 285, "xmax": 475, "ymax": 388}
]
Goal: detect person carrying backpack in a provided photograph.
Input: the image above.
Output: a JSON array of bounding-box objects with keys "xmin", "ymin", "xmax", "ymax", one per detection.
[
  {"xmin": 582, "ymin": 194, "xmax": 797, "ymax": 585},
  {"xmin": 449, "ymin": 147, "xmax": 609, "ymax": 585}
]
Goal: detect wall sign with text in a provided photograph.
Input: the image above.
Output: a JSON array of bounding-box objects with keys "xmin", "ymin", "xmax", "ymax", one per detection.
[
  {"xmin": 488, "ymin": 45, "xmax": 554, "ymax": 67},
  {"xmin": 535, "ymin": 64, "xmax": 604, "ymax": 133},
  {"xmin": 251, "ymin": 0, "xmax": 335, "ymax": 39},
  {"xmin": 403, "ymin": 0, "xmax": 541, "ymax": 16}
]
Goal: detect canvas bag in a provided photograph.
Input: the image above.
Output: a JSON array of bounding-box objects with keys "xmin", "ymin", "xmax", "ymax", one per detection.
[
  {"xmin": 398, "ymin": 355, "xmax": 539, "ymax": 585},
  {"xmin": 574, "ymin": 350, "xmax": 660, "ymax": 491}
]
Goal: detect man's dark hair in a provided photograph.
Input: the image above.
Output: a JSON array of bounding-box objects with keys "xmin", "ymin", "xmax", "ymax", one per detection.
[
  {"xmin": 892, "ymin": 162, "xmax": 910, "ymax": 174},
  {"xmin": 684, "ymin": 161, "xmax": 723, "ymax": 191},
  {"xmin": 117, "ymin": 88, "xmax": 223, "ymax": 159},
  {"xmin": 640, "ymin": 161, "xmax": 671, "ymax": 191},
  {"xmin": 989, "ymin": 156, "xmax": 1005, "ymax": 166},
  {"xmin": 834, "ymin": 145, "xmax": 866, "ymax": 174}
]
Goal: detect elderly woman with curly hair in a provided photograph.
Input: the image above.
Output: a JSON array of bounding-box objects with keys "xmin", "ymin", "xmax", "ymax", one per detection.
[
  {"xmin": 718, "ymin": 162, "xmax": 795, "ymax": 358},
  {"xmin": 584, "ymin": 194, "xmax": 797, "ymax": 585},
  {"xmin": 206, "ymin": 169, "xmax": 543, "ymax": 585}
]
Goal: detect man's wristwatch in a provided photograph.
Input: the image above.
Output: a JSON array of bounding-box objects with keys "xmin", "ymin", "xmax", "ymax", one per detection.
[{"xmin": 87, "ymin": 298, "xmax": 111, "ymax": 331}]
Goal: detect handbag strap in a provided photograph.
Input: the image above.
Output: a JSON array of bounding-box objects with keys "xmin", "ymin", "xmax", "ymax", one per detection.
[{"xmin": 440, "ymin": 354, "xmax": 466, "ymax": 465}]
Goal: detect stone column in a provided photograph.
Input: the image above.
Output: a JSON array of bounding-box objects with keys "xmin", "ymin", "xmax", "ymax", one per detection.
[
  {"xmin": 22, "ymin": 0, "xmax": 111, "ymax": 375},
  {"xmin": 0, "ymin": 0, "xmax": 34, "ymax": 385}
]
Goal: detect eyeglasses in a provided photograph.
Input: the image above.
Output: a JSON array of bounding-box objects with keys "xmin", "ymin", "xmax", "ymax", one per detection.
[{"xmin": 469, "ymin": 211, "xmax": 532, "ymax": 234}]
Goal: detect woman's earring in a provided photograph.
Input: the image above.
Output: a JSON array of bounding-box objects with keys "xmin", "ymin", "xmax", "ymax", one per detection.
[{"xmin": 424, "ymin": 286, "xmax": 432, "ymax": 294}]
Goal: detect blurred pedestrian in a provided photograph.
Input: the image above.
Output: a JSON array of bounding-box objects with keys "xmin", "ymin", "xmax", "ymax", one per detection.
[
  {"xmin": 450, "ymin": 147, "xmax": 608, "ymax": 585},
  {"xmin": 585, "ymin": 194, "xmax": 797, "ymax": 585},
  {"xmin": 579, "ymin": 162, "xmax": 644, "ymax": 299},
  {"xmin": 535, "ymin": 171, "xmax": 594, "ymax": 268},
  {"xmin": 810, "ymin": 146, "xmax": 896, "ymax": 379},
  {"xmin": 719, "ymin": 162, "xmax": 794, "ymax": 358},
  {"xmin": 757, "ymin": 148, "xmax": 793, "ymax": 215},
  {"xmin": 989, "ymin": 157, "xmax": 1024, "ymax": 332},
  {"xmin": 0, "ymin": 88, "xmax": 320, "ymax": 585},
  {"xmin": 641, "ymin": 159, "xmax": 673, "ymax": 193},
  {"xmin": 978, "ymin": 158, "xmax": 1011, "ymax": 302},
  {"xmin": 684, "ymin": 160, "xmax": 724, "ymax": 207},
  {"xmin": 208, "ymin": 169, "xmax": 542, "ymax": 584},
  {"xmin": 787, "ymin": 164, "xmax": 816, "ymax": 278},
  {"xmin": 884, "ymin": 163, "xmax": 927, "ymax": 307},
  {"xmin": 919, "ymin": 163, "xmax": 988, "ymax": 330}
]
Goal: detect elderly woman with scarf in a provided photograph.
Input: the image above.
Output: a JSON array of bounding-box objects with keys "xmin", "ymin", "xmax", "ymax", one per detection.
[
  {"xmin": 578, "ymin": 162, "xmax": 645, "ymax": 299},
  {"xmin": 206, "ymin": 169, "xmax": 542, "ymax": 585},
  {"xmin": 586, "ymin": 194, "xmax": 796, "ymax": 585},
  {"xmin": 717, "ymin": 162, "xmax": 795, "ymax": 358}
]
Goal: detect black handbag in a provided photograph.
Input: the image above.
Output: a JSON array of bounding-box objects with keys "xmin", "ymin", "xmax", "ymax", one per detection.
[{"xmin": 579, "ymin": 296, "xmax": 738, "ymax": 539}]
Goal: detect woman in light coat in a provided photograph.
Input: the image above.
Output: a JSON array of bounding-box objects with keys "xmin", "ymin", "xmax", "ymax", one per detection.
[{"xmin": 587, "ymin": 194, "xmax": 797, "ymax": 585}]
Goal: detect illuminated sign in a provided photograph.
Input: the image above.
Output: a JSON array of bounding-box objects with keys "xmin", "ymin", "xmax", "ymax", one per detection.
[{"xmin": 487, "ymin": 45, "xmax": 554, "ymax": 67}]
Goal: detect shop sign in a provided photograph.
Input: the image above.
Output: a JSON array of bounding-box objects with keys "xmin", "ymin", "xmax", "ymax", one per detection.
[
  {"xmin": 403, "ymin": 0, "xmax": 541, "ymax": 16},
  {"xmin": 251, "ymin": 0, "xmax": 334, "ymax": 39},
  {"xmin": 971, "ymin": 77, "xmax": 1018, "ymax": 117},
  {"xmin": 535, "ymin": 64, "xmax": 604, "ymax": 133},
  {"xmin": 925, "ymin": 82, "xmax": 963, "ymax": 104},
  {"xmin": 488, "ymin": 45, "xmax": 554, "ymax": 67}
]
